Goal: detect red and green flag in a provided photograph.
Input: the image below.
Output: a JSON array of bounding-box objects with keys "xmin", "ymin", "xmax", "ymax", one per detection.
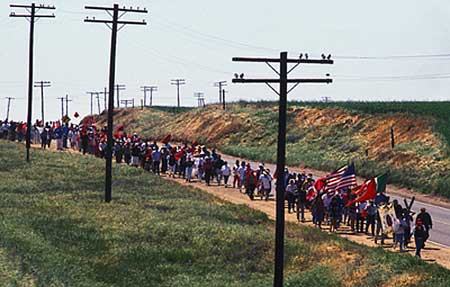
[{"xmin": 375, "ymin": 173, "xmax": 388, "ymax": 193}]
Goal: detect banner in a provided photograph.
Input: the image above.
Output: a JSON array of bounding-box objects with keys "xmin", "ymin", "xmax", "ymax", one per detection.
[{"xmin": 378, "ymin": 203, "xmax": 398, "ymax": 235}]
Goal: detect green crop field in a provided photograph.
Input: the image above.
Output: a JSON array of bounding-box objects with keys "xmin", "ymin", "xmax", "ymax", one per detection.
[{"xmin": 1, "ymin": 141, "xmax": 450, "ymax": 286}]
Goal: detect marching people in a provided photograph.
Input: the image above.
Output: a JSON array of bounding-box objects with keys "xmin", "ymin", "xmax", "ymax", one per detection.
[
  {"xmin": 414, "ymin": 218, "xmax": 427, "ymax": 257},
  {"xmin": 221, "ymin": 161, "xmax": 231, "ymax": 187},
  {"xmin": 244, "ymin": 163, "xmax": 257, "ymax": 200},
  {"xmin": 416, "ymin": 208, "xmax": 433, "ymax": 247},
  {"xmin": 6, "ymin": 118, "xmax": 437, "ymax": 261},
  {"xmin": 232, "ymin": 160, "xmax": 240, "ymax": 188},
  {"xmin": 259, "ymin": 169, "xmax": 272, "ymax": 201}
]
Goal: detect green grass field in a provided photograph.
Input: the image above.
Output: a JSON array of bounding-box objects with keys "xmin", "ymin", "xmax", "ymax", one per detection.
[{"xmin": 1, "ymin": 141, "xmax": 450, "ymax": 286}]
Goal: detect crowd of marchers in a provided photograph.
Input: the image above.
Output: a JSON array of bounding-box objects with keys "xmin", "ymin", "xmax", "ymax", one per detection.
[{"xmin": 0, "ymin": 118, "xmax": 434, "ymax": 259}]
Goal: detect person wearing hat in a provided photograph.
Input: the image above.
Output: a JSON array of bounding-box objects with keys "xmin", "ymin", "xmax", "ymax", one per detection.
[
  {"xmin": 414, "ymin": 218, "xmax": 426, "ymax": 257},
  {"xmin": 416, "ymin": 208, "xmax": 433, "ymax": 246}
]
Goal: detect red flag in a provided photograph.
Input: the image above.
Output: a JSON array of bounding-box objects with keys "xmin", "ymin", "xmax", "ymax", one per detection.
[
  {"xmin": 174, "ymin": 149, "xmax": 184, "ymax": 161},
  {"xmin": 162, "ymin": 134, "xmax": 172, "ymax": 144},
  {"xmin": 347, "ymin": 178, "xmax": 376, "ymax": 207},
  {"xmin": 306, "ymin": 177, "xmax": 326, "ymax": 201},
  {"xmin": 314, "ymin": 177, "xmax": 326, "ymax": 191},
  {"xmin": 353, "ymin": 179, "xmax": 371, "ymax": 196}
]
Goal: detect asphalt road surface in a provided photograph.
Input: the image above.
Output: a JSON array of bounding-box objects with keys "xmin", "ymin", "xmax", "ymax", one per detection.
[{"xmin": 220, "ymin": 154, "xmax": 450, "ymax": 248}]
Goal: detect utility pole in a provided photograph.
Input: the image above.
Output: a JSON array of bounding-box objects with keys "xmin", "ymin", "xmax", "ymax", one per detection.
[
  {"xmin": 114, "ymin": 84, "xmax": 126, "ymax": 108},
  {"xmin": 222, "ymin": 89, "xmax": 228, "ymax": 110},
  {"xmin": 86, "ymin": 91, "xmax": 97, "ymax": 115},
  {"xmin": 390, "ymin": 126, "xmax": 395, "ymax": 149},
  {"xmin": 65, "ymin": 94, "xmax": 72, "ymax": 116},
  {"xmin": 34, "ymin": 80, "xmax": 50, "ymax": 124},
  {"xmin": 141, "ymin": 85, "xmax": 157, "ymax": 107},
  {"xmin": 194, "ymin": 92, "xmax": 205, "ymax": 108},
  {"xmin": 171, "ymin": 79, "xmax": 185, "ymax": 107},
  {"xmin": 5, "ymin": 97, "xmax": 15, "ymax": 120},
  {"xmin": 100, "ymin": 87, "xmax": 108, "ymax": 111},
  {"xmin": 85, "ymin": 3, "xmax": 147, "ymax": 203},
  {"xmin": 10, "ymin": 3, "xmax": 55, "ymax": 162},
  {"xmin": 120, "ymin": 99, "xmax": 134, "ymax": 108},
  {"xmin": 214, "ymin": 80, "xmax": 227, "ymax": 103},
  {"xmin": 96, "ymin": 92, "xmax": 102, "ymax": 114},
  {"xmin": 233, "ymin": 52, "xmax": 333, "ymax": 287},
  {"xmin": 321, "ymin": 96, "xmax": 331, "ymax": 103},
  {"xmin": 57, "ymin": 97, "xmax": 65, "ymax": 119}
]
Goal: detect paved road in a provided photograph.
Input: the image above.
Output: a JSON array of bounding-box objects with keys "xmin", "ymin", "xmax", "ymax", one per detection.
[{"xmin": 220, "ymin": 154, "xmax": 450, "ymax": 248}]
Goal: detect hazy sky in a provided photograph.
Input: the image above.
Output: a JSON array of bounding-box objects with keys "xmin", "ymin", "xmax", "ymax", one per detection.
[{"xmin": 1, "ymin": 0, "xmax": 450, "ymax": 121}]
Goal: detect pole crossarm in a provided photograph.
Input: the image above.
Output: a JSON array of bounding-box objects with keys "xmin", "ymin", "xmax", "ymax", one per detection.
[
  {"xmin": 233, "ymin": 57, "xmax": 333, "ymax": 64},
  {"xmin": 85, "ymin": 6, "xmax": 148, "ymax": 13},
  {"xmin": 10, "ymin": 4, "xmax": 55, "ymax": 9},
  {"xmin": 232, "ymin": 78, "xmax": 332, "ymax": 84},
  {"xmin": 84, "ymin": 19, "xmax": 146, "ymax": 25},
  {"xmin": 10, "ymin": 14, "xmax": 55, "ymax": 18}
]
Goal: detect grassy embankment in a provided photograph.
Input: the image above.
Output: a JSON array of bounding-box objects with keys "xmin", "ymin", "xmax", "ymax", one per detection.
[
  {"xmin": 1, "ymin": 141, "xmax": 450, "ymax": 286},
  {"xmin": 97, "ymin": 101, "xmax": 450, "ymax": 199}
]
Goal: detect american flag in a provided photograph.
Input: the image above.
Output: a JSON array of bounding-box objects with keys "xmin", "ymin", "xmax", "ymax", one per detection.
[{"xmin": 325, "ymin": 163, "xmax": 357, "ymax": 192}]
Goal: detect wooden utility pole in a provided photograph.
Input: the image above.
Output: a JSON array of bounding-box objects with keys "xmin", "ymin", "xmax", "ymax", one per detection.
[
  {"xmin": 5, "ymin": 97, "xmax": 15, "ymax": 120},
  {"xmin": 65, "ymin": 94, "xmax": 72, "ymax": 116},
  {"xmin": 57, "ymin": 97, "xmax": 65, "ymax": 119},
  {"xmin": 86, "ymin": 91, "xmax": 97, "ymax": 115},
  {"xmin": 85, "ymin": 3, "xmax": 147, "ymax": 203},
  {"xmin": 120, "ymin": 99, "xmax": 134, "ymax": 108},
  {"xmin": 194, "ymin": 92, "xmax": 205, "ymax": 108},
  {"xmin": 100, "ymin": 87, "xmax": 108, "ymax": 111},
  {"xmin": 171, "ymin": 79, "xmax": 185, "ymax": 107},
  {"xmin": 114, "ymin": 84, "xmax": 126, "ymax": 108},
  {"xmin": 96, "ymin": 92, "xmax": 102, "ymax": 114},
  {"xmin": 233, "ymin": 52, "xmax": 333, "ymax": 287},
  {"xmin": 222, "ymin": 89, "xmax": 228, "ymax": 110},
  {"xmin": 390, "ymin": 126, "xmax": 395, "ymax": 148},
  {"xmin": 214, "ymin": 80, "xmax": 227, "ymax": 103},
  {"xmin": 34, "ymin": 81, "xmax": 51, "ymax": 124},
  {"xmin": 10, "ymin": 3, "xmax": 55, "ymax": 162},
  {"xmin": 141, "ymin": 85, "xmax": 157, "ymax": 107}
]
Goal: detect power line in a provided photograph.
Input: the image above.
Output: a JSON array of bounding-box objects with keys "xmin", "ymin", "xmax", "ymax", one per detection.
[{"xmin": 335, "ymin": 53, "xmax": 450, "ymax": 60}]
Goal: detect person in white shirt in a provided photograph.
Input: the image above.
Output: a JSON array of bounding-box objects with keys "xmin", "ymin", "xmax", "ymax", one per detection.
[
  {"xmin": 259, "ymin": 169, "xmax": 272, "ymax": 201},
  {"xmin": 221, "ymin": 161, "xmax": 231, "ymax": 188},
  {"xmin": 238, "ymin": 161, "xmax": 246, "ymax": 192}
]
